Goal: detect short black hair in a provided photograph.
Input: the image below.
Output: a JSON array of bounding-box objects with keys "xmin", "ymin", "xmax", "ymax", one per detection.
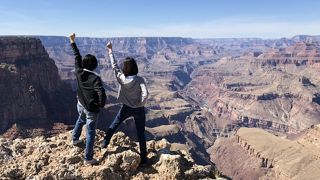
[
  {"xmin": 122, "ymin": 57, "xmax": 138, "ymax": 76},
  {"xmin": 82, "ymin": 54, "xmax": 97, "ymax": 71}
]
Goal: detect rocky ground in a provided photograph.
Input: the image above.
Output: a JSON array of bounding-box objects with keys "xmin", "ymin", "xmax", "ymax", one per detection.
[{"xmin": 0, "ymin": 130, "xmax": 227, "ymax": 180}]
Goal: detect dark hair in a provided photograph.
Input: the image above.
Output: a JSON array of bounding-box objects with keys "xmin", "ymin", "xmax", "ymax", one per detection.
[
  {"xmin": 122, "ymin": 57, "xmax": 138, "ymax": 76},
  {"xmin": 82, "ymin": 54, "xmax": 97, "ymax": 70}
]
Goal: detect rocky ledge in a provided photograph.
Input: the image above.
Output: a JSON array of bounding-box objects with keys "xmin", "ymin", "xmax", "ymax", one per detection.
[{"xmin": 0, "ymin": 130, "xmax": 226, "ymax": 180}]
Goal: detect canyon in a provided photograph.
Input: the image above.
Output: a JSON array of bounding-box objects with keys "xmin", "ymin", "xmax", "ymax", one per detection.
[{"xmin": 0, "ymin": 35, "xmax": 320, "ymax": 179}]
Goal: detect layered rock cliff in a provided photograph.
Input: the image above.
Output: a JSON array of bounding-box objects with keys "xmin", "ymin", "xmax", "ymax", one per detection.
[
  {"xmin": 0, "ymin": 37, "xmax": 76, "ymax": 136},
  {"xmin": 185, "ymin": 45, "xmax": 320, "ymax": 136},
  {"xmin": 257, "ymin": 41, "xmax": 320, "ymax": 67},
  {"xmin": 296, "ymin": 124, "xmax": 320, "ymax": 149},
  {"xmin": 208, "ymin": 127, "xmax": 320, "ymax": 180}
]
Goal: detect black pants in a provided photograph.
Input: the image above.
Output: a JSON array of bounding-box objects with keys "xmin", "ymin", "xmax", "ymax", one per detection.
[{"xmin": 103, "ymin": 104, "xmax": 147, "ymax": 162}]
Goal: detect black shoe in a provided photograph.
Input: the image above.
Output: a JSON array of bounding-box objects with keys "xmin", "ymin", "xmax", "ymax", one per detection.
[
  {"xmin": 139, "ymin": 158, "xmax": 149, "ymax": 168},
  {"xmin": 84, "ymin": 158, "xmax": 99, "ymax": 166},
  {"xmin": 72, "ymin": 139, "xmax": 84, "ymax": 147}
]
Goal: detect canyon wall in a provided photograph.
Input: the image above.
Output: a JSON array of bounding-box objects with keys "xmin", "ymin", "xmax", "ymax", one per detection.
[
  {"xmin": 209, "ymin": 127, "xmax": 320, "ymax": 180},
  {"xmin": 0, "ymin": 37, "xmax": 76, "ymax": 136},
  {"xmin": 185, "ymin": 40, "xmax": 320, "ymax": 136}
]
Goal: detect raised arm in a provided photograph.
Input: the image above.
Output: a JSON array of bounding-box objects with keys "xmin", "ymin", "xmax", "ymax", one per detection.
[
  {"xmin": 107, "ymin": 42, "xmax": 131, "ymax": 85},
  {"xmin": 69, "ymin": 33, "xmax": 82, "ymax": 70}
]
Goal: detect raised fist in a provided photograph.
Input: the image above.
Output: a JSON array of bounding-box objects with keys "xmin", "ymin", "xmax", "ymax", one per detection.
[
  {"xmin": 69, "ymin": 33, "xmax": 76, "ymax": 43},
  {"xmin": 107, "ymin": 41, "xmax": 112, "ymax": 50}
]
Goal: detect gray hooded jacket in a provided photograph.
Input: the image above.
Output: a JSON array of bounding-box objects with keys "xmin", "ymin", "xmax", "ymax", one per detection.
[{"xmin": 108, "ymin": 53, "xmax": 148, "ymax": 108}]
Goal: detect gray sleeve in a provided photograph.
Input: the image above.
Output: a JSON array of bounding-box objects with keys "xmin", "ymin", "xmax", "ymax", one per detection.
[
  {"xmin": 108, "ymin": 53, "xmax": 132, "ymax": 85},
  {"xmin": 140, "ymin": 78, "xmax": 148, "ymax": 103}
]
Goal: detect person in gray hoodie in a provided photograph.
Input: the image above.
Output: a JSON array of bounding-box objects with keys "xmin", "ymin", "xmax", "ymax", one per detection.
[{"xmin": 102, "ymin": 42, "xmax": 149, "ymax": 166}]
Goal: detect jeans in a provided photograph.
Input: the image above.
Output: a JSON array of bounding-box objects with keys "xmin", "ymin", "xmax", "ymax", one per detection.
[
  {"xmin": 103, "ymin": 104, "xmax": 147, "ymax": 163},
  {"xmin": 72, "ymin": 101, "xmax": 99, "ymax": 161}
]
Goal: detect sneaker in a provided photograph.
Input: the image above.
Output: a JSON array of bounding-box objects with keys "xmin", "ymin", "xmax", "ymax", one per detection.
[
  {"xmin": 139, "ymin": 158, "xmax": 149, "ymax": 168},
  {"xmin": 72, "ymin": 139, "xmax": 84, "ymax": 146},
  {"xmin": 139, "ymin": 162, "xmax": 147, "ymax": 168},
  {"xmin": 84, "ymin": 158, "xmax": 99, "ymax": 166}
]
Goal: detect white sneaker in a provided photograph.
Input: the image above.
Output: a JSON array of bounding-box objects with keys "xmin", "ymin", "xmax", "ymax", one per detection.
[{"xmin": 84, "ymin": 158, "xmax": 99, "ymax": 165}]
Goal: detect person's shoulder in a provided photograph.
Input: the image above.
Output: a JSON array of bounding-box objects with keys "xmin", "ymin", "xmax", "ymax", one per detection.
[
  {"xmin": 92, "ymin": 74, "xmax": 102, "ymax": 80},
  {"xmin": 75, "ymin": 68, "xmax": 84, "ymax": 73},
  {"xmin": 85, "ymin": 72, "xmax": 101, "ymax": 80},
  {"xmin": 83, "ymin": 70, "xmax": 100, "ymax": 78},
  {"xmin": 91, "ymin": 75, "xmax": 104, "ymax": 87}
]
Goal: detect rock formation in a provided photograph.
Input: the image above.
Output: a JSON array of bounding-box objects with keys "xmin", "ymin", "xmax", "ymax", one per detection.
[
  {"xmin": 257, "ymin": 41, "xmax": 320, "ymax": 67},
  {"xmin": 185, "ymin": 43, "xmax": 320, "ymax": 136},
  {"xmin": 208, "ymin": 127, "xmax": 320, "ymax": 180},
  {"xmin": 0, "ymin": 37, "xmax": 76, "ymax": 136},
  {"xmin": 0, "ymin": 130, "xmax": 227, "ymax": 180},
  {"xmin": 296, "ymin": 124, "xmax": 320, "ymax": 149}
]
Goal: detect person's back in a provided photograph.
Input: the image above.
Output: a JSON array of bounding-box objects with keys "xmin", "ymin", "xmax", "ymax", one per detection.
[
  {"xmin": 76, "ymin": 69, "xmax": 105, "ymax": 112},
  {"xmin": 73, "ymin": 50, "xmax": 106, "ymax": 112},
  {"xmin": 109, "ymin": 55, "xmax": 148, "ymax": 108},
  {"xmin": 118, "ymin": 75, "xmax": 147, "ymax": 108}
]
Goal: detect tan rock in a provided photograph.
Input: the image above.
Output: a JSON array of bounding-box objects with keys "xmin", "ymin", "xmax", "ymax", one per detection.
[
  {"xmin": 154, "ymin": 154, "xmax": 183, "ymax": 179},
  {"xmin": 156, "ymin": 138, "xmax": 171, "ymax": 150},
  {"xmin": 0, "ymin": 130, "xmax": 219, "ymax": 179}
]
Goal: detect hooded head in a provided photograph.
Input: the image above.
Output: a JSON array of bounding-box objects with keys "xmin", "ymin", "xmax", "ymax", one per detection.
[
  {"xmin": 122, "ymin": 57, "xmax": 138, "ymax": 76},
  {"xmin": 82, "ymin": 54, "xmax": 98, "ymax": 70}
]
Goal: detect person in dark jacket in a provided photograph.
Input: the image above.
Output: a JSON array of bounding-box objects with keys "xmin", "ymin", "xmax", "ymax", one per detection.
[
  {"xmin": 69, "ymin": 33, "xmax": 106, "ymax": 165},
  {"xmin": 102, "ymin": 41, "xmax": 149, "ymax": 167}
]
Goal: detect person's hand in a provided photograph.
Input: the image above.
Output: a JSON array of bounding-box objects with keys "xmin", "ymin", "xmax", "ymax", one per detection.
[
  {"xmin": 107, "ymin": 41, "xmax": 113, "ymax": 53},
  {"xmin": 69, "ymin": 33, "xmax": 76, "ymax": 43}
]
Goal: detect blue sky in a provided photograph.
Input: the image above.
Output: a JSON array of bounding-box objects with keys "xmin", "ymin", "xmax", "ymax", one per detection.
[{"xmin": 0, "ymin": 0, "xmax": 320, "ymax": 38}]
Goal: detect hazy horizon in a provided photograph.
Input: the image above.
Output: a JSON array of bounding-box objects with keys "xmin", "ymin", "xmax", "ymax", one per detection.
[{"xmin": 1, "ymin": 34, "xmax": 319, "ymax": 40}]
